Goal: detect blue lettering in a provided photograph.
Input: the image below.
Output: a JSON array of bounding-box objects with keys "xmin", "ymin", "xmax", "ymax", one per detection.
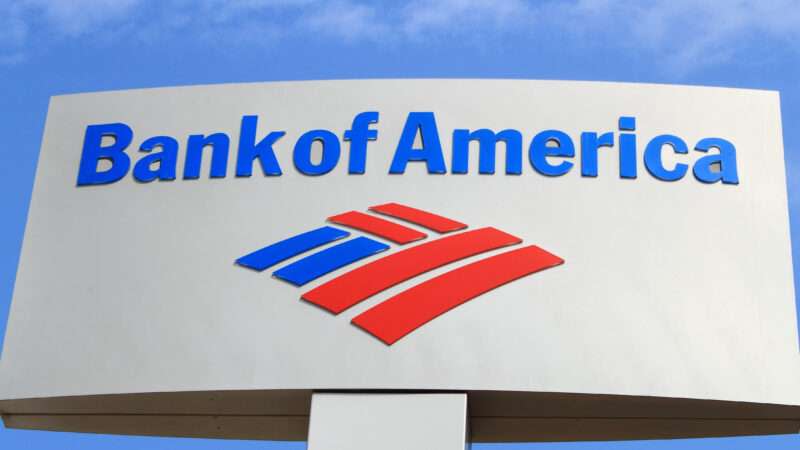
[
  {"xmin": 452, "ymin": 129, "xmax": 522, "ymax": 175},
  {"xmin": 693, "ymin": 138, "xmax": 739, "ymax": 185},
  {"xmin": 580, "ymin": 132, "xmax": 614, "ymax": 177},
  {"xmin": 389, "ymin": 112, "xmax": 446, "ymax": 174},
  {"xmin": 294, "ymin": 129, "xmax": 340, "ymax": 176},
  {"xmin": 344, "ymin": 112, "xmax": 379, "ymax": 174},
  {"xmin": 133, "ymin": 136, "xmax": 178, "ymax": 182},
  {"xmin": 73, "ymin": 114, "xmax": 739, "ymax": 186},
  {"xmin": 619, "ymin": 116, "xmax": 636, "ymax": 131},
  {"xmin": 529, "ymin": 130, "xmax": 574, "ymax": 177},
  {"xmin": 236, "ymin": 115, "xmax": 284, "ymax": 177},
  {"xmin": 184, "ymin": 133, "xmax": 229, "ymax": 179},
  {"xmin": 644, "ymin": 134, "xmax": 688, "ymax": 181},
  {"xmin": 618, "ymin": 116, "xmax": 638, "ymax": 179},
  {"xmin": 76, "ymin": 123, "xmax": 133, "ymax": 186}
]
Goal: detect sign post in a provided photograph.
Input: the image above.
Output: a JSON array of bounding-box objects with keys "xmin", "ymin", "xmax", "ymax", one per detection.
[{"xmin": 307, "ymin": 393, "xmax": 468, "ymax": 450}]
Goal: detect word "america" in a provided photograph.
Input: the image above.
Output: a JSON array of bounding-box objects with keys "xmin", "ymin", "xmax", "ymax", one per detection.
[{"xmin": 76, "ymin": 112, "xmax": 739, "ymax": 186}]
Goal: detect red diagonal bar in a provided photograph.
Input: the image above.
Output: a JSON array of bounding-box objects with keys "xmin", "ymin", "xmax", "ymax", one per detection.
[
  {"xmin": 328, "ymin": 211, "xmax": 426, "ymax": 244},
  {"xmin": 352, "ymin": 245, "xmax": 564, "ymax": 345},
  {"xmin": 369, "ymin": 202, "xmax": 467, "ymax": 233},
  {"xmin": 302, "ymin": 227, "xmax": 521, "ymax": 314}
]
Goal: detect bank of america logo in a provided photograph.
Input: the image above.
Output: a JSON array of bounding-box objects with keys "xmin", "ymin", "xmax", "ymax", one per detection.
[{"xmin": 235, "ymin": 203, "xmax": 564, "ymax": 345}]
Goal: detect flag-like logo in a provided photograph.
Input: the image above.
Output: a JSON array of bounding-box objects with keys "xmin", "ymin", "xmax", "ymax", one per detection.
[{"xmin": 235, "ymin": 203, "xmax": 564, "ymax": 345}]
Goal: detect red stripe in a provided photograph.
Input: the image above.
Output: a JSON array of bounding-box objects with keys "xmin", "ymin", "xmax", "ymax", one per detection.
[
  {"xmin": 352, "ymin": 245, "xmax": 564, "ymax": 345},
  {"xmin": 302, "ymin": 227, "xmax": 521, "ymax": 314},
  {"xmin": 328, "ymin": 211, "xmax": 426, "ymax": 244},
  {"xmin": 369, "ymin": 203, "xmax": 467, "ymax": 233}
]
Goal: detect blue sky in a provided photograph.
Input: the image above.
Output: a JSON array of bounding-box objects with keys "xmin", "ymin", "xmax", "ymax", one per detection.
[{"xmin": 1, "ymin": 0, "xmax": 800, "ymax": 448}]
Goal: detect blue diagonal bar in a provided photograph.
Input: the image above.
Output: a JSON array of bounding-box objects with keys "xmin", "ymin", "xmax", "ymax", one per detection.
[
  {"xmin": 273, "ymin": 237, "xmax": 389, "ymax": 286},
  {"xmin": 236, "ymin": 226, "xmax": 349, "ymax": 271}
]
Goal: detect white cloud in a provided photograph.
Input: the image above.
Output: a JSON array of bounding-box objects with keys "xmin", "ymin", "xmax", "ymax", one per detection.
[
  {"xmin": 302, "ymin": 1, "xmax": 386, "ymax": 41},
  {"xmin": 1, "ymin": 0, "xmax": 799, "ymax": 74},
  {"xmin": 0, "ymin": 2, "xmax": 28, "ymax": 64},
  {"xmin": 400, "ymin": 0, "xmax": 535, "ymax": 35},
  {"xmin": 563, "ymin": 0, "xmax": 800, "ymax": 75},
  {"xmin": 0, "ymin": 52, "xmax": 25, "ymax": 66},
  {"xmin": 0, "ymin": 5, "xmax": 27, "ymax": 46},
  {"xmin": 0, "ymin": 0, "xmax": 143, "ymax": 64},
  {"xmin": 22, "ymin": 0, "xmax": 142, "ymax": 37}
]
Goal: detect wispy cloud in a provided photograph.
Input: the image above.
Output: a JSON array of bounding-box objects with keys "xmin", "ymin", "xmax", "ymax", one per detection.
[
  {"xmin": 1, "ymin": 0, "xmax": 799, "ymax": 76},
  {"xmin": 565, "ymin": 0, "xmax": 800, "ymax": 75},
  {"xmin": 22, "ymin": 0, "xmax": 141, "ymax": 37},
  {"xmin": 0, "ymin": 2, "xmax": 29, "ymax": 63},
  {"xmin": 400, "ymin": 0, "xmax": 535, "ymax": 35},
  {"xmin": 0, "ymin": 0, "xmax": 143, "ymax": 64},
  {"xmin": 302, "ymin": 1, "xmax": 388, "ymax": 42}
]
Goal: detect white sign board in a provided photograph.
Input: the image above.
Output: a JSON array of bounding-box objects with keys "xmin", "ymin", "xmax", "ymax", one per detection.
[{"xmin": 0, "ymin": 80, "xmax": 797, "ymax": 441}]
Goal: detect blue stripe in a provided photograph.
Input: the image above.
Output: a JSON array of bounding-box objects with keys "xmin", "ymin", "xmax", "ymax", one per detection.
[
  {"xmin": 273, "ymin": 237, "xmax": 389, "ymax": 286},
  {"xmin": 236, "ymin": 226, "xmax": 349, "ymax": 271}
]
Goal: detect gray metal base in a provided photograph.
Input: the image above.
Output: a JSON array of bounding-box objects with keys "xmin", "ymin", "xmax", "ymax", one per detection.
[{"xmin": 307, "ymin": 393, "xmax": 469, "ymax": 450}]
